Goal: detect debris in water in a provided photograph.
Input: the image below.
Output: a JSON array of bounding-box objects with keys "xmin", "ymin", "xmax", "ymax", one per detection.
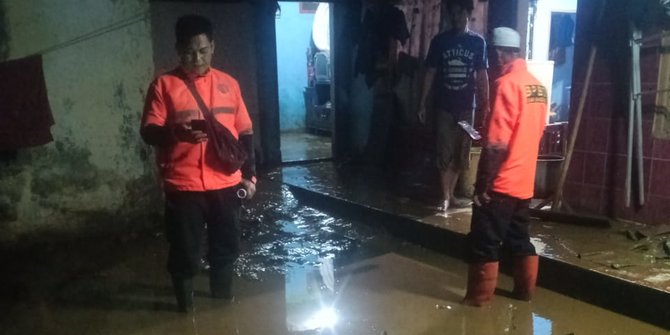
[
  {"xmin": 630, "ymin": 240, "xmax": 652, "ymax": 251},
  {"xmin": 644, "ymin": 273, "xmax": 670, "ymax": 284},
  {"xmin": 625, "ymin": 229, "xmax": 648, "ymax": 241},
  {"xmin": 610, "ymin": 263, "xmax": 634, "ymax": 270},
  {"xmin": 577, "ymin": 250, "xmax": 614, "ymax": 259}
]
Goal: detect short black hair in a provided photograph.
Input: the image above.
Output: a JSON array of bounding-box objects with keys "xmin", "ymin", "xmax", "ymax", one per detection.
[
  {"xmin": 175, "ymin": 15, "xmax": 213, "ymax": 48},
  {"xmin": 444, "ymin": 0, "xmax": 474, "ymax": 13}
]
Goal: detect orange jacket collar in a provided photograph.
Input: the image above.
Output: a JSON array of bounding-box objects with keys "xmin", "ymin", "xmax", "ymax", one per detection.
[{"xmin": 501, "ymin": 58, "xmax": 526, "ymax": 76}]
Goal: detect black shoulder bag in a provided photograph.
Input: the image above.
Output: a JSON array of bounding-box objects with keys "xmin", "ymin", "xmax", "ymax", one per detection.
[{"xmin": 183, "ymin": 79, "xmax": 247, "ymax": 174}]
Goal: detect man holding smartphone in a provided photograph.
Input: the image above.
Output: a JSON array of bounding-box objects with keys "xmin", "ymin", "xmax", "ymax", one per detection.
[
  {"xmin": 418, "ymin": 0, "xmax": 489, "ymax": 214},
  {"xmin": 140, "ymin": 14, "xmax": 256, "ymax": 312}
]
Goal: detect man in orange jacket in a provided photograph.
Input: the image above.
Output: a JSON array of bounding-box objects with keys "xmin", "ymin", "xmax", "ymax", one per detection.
[
  {"xmin": 463, "ymin": 27, "xmax": 548, "ymax": 306},
  {"xmin": 140, "ymin": 15, "xmax": 256, "ymax": 312}
]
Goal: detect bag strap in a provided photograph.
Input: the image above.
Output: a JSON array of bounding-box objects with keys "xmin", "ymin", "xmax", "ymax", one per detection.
[
  {"xmin": 182, "ymin": 77, "xmax": 228, "ymax": 157},
  {"xmin": 183, "ymin": 78, "xmax": 215, "ymax": 120},
  {"xmin": 181, "ymin": 76, "xmax": 244, "ymax": 153}
]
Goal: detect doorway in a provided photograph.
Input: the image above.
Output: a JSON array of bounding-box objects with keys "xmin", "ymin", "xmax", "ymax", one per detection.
[
  {"xmin": 275, "ymin": 1, "xmax": 333, "ymax": 163},
  {"xmin": 527, "ymin": 0, "xmax": 578, "ymax": 125}
]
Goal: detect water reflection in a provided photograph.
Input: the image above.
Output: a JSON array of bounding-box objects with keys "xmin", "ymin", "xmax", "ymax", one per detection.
[
  {"xmin": 280, "ymin": 201, "xmax": 338, "ymax": 333},
  {"xmin": 237, "ymin": 186, "xmax": 365, "ymax": 281},
  {"xmin": 285, "ymin": 258, "xmax": 337, "ymax": 333},
  {"xmin": 533, "ymin": 313, "xmax": 552, "ymax": 334}
]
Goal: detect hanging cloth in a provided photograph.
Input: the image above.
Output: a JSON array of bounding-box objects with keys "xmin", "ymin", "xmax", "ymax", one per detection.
[{"xmin": 0, "ymin": 54, "xmax": 54, "ymax": 150}]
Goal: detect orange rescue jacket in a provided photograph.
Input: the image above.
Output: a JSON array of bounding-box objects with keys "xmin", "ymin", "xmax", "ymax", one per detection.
[
  {"xmin": 486, "ymin": 59, "xmax": 548, "ymax": 199},
  {"xmin": 142, "ymin": 67, "xmax": 253, "ymax": 192}
]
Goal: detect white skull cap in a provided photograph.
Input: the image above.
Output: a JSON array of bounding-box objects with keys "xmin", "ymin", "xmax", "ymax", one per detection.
[{"xmin": 492, "ymin": 27, "xmax": 521, "ymax": 48}]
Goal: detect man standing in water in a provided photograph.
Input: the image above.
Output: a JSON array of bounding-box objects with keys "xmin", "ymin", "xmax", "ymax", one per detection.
[
  {"xmin": 463, "ymin": 27, "xmax": 548, "ymax": 306},
  {"xmin": 419, "ymin": 0, "xmax": 489, "ymax": 214},
  {"xmin": 140, "ymin": 14, "xmax": 256, "ymax": 312}
]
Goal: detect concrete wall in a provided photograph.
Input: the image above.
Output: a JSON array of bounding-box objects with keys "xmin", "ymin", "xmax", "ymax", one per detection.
[
  {"xmin": 0, "ymin": 0, "xmax": 159, "ymax": 246},
  {"xmin": 276, "ymin": 1, "xmax": 314, "ymax": 132},
  {"xmin": 149, "ymin": 1, "xmax": 260, "ymax": 136}
]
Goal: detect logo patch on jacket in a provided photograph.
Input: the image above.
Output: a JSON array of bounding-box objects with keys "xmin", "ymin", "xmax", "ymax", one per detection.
[
  {"xmin": 218, "ymin": 84, "xmax": 230, "ymax": 94},
  {"xmin": 525, "ymin": 85, "xmax": 547, "ymax": 104}
]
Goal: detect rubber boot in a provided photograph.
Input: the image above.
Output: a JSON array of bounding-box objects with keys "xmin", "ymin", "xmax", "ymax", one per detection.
[
  {"xmin": 512, "ymin": 255, "xmax": 539, "ymax": 301},
  {"xmin": 171, "ymin": 276, "xmax": 194, "ymax": 313},
  {"xmin": 462, "ymin": 262, "xmax": 499, "ymax": 307},
  {"xmin": 210, "ymin": 263, "xmax": 234, "ymax": 300}
]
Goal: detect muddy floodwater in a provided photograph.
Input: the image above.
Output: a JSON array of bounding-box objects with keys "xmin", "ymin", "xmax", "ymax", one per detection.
[{"xmin": 0, "ymin": 182, "xmax": 667, "ymax": 334}]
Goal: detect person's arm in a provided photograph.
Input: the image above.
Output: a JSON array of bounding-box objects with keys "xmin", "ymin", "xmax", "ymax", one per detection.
[
  {"xmin": 475, "ymin": 68, "xmax": 490, "ymax": 123},
  {"xmin": 140, "ymin": 80, "xmax": 174, "ymax": 147},
  {"xmin": 418, "ymin": 68, "xmax": 436, "ymax": 124},
  {"xmin": 238, "ymin": 131, "xmax": 256, "ymax": 200},
  {"xmin": 233, "ymin": 81, "xmax": 257, "ymax": 199},
  {"xmin": 239, "ymin": 131, "xmax": 256, "ymax": 183},
  {"xmin": 140, "ymin": 124, "xmax": 175, "ymax": 147},
  {"xmin": 473, "ymin": 143, "xmax": 508, "ymax": 206},
  {"xmin": 473, "ymin": 80, "xmax": 516, "ymax": 204},
  {"xmin": 418, "ymin": 37, "xmax": 440, "ymax": 124},
  {"xmin": 475, "ymin": 38, "xmax": 490, "ymax": 125}
]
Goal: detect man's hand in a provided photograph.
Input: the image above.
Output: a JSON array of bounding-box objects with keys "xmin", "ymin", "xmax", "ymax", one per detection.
[
  {"xmin": 174, "ymin": 123, "xmax": 207, "ymax": 143},
  {"xmin": 473, "ymin": 192, "xmax": 491, "ymax": 207},
  {"xmin": 240, "ymin": 178, "xmax": 256, "ymax": 200}
]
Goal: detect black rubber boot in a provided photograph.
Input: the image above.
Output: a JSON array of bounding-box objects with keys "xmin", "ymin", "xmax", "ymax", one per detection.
[
  {"xmin": 171, "ymin": 276, "xmax": 194, "ymax": 313},
  {"xmin": 210, "ymin": 263, "xmax": 234, "ymax": 300}
]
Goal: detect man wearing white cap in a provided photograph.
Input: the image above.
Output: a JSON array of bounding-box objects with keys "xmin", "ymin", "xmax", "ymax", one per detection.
[{"xmin": 462, "ymin": 27, "xmax": 548, "ymax": 306}]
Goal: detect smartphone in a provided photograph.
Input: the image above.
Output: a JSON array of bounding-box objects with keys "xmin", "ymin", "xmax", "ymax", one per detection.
[
  {"xmin": 457, "ymin": 121, "xmax": 482, "ymax": 141},
  {"xmin": 191, "ymin": 119, "xmax": 207, "ymax": 132}
]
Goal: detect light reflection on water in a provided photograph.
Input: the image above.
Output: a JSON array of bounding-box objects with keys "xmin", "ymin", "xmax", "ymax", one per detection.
[
  {"xmin": 236, "ymin": 186, "xmax": 369, "ymax": 281},
  {"xmin": 285, "ymin": 258, "xmax": 337, "ymax": 333},
  {"xmin": 533, "ymin": 313, "xmax": 553, "ymax": 335}
]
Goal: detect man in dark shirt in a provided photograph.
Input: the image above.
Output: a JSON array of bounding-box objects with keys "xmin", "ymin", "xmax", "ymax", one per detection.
[{"xmin": 419, "ymin": 0, "xmax": 489, "ymax": 214}]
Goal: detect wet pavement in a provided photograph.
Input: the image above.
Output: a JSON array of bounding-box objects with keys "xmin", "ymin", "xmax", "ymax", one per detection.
[
  {"xmin": 280, "ymin": 131, "xmax": 332, "ymax": 163},
  {"xmin": 281, "ymin": 162, "xmax": 670, "ymax": 330},
  {"xmin": 1, "ymin": 177, "xmax": 668, "ymax": 334},
  {"xmin": 281, "ymin": 162, "xmax": 670, "ymax": 292}
]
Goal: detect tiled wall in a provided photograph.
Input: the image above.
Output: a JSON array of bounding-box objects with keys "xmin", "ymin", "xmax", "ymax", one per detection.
[{"xmin": 565, "ymin": 0, "xmax": 670, "ymax": 225}]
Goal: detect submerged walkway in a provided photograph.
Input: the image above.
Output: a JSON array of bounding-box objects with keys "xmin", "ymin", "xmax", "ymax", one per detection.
[
  {"xmin": 0, "ymin": 168, "xmax": 667, "ymax": 334},
  {"xmin": 281, "ymin": 162, "xmax": 670, "ymax": 330}
]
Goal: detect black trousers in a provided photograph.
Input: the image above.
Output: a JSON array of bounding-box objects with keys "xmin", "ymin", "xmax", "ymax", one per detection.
[
  {"xmin": 466, "ymin": 192, "xmax": 536, "ymax": 263},
  {"xmin": 164, "ymin": 186, "xmax": 241, "ymax": 278}
]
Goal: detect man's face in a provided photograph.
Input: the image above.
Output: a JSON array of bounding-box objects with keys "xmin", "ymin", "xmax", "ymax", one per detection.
[
  {"xmin": 447, "ymin": 4, "xmax": 469, "ymax": 31},
  {"xmin": 178, "ymin": 33, "xmax": 214, "ymax": 75},
  {"xmin": 495, "ymin": 47, "xmax": 515, "ymax": 66}
]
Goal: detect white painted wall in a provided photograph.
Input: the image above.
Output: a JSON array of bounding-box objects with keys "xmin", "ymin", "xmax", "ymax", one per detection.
[{"xmin": 0, "ymin": 0, "xmax": 158, "ymax": 244}]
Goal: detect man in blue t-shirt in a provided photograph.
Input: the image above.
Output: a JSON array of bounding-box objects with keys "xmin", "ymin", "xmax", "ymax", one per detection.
[{"xmin": 418, "ymin": 0, "xmax": 489, "ymax": 213}]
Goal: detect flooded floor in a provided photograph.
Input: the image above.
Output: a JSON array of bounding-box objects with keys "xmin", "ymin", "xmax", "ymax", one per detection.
[
  {"xmin": 280, "ymin": 131, "xmax": 332, "ymax": 163},
  {"xmin": 0, "ymin": 181, "xmax": 667, "ymax": 334},
  {"xmin": 281, "ymin": 163, "xmax": 670, "ymax": 295}
]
